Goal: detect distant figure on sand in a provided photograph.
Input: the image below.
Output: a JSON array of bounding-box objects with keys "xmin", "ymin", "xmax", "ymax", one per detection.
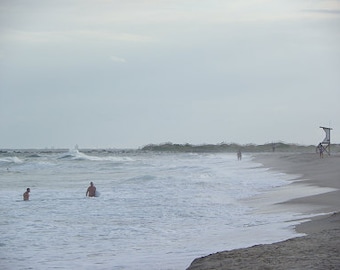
[
  {"xmin": 237, "ymin": 150, "xmax": 242, "ymax": 160},
  {"xmin": 23, "ymin": 188, "xmax": 30, "ymax": 201},
  {"xmin": 86, "ymin": 182, "xmax": 96, "ymax": 197},
  {"xmin": 317, "ymin": 143, "xmax": 324, "ymax": 158}
]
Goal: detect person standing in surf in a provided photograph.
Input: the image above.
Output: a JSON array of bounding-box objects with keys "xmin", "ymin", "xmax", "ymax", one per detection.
[
  {"xmin": 23, "ymin": 188, "xmax": 30, "ymax": 201},
  {"xmin": 86, "ymin": 182, "xmax": 96, "ymax": 197}
]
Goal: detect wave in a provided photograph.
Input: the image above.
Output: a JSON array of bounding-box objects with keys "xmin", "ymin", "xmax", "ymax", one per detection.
[
  {"xmin": 27, "ymin": 154, "xmax": 41, "ymax": 158},
  {"xmin": 0, "ymin": 156, "xmax": 23, "ymax": 165},
  {"xmin": 58, "ymin": 149, "xmax": 134, "ymax": 162}
]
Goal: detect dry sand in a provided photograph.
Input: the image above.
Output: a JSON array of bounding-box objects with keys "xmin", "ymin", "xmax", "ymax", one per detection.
[{"xmin": 186, "ymin": 153, "xmax": 340, "ymax": 270}]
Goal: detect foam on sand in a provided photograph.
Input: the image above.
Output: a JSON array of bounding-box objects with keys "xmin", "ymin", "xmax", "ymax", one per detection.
[{"xmin": 187, "ymin": 153, "xmax": 340, "ymax": 270}]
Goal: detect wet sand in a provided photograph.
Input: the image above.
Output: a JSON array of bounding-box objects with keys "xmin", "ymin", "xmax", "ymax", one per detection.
[{"xmin": 186, "ymin": 153, "xmax": 340, "ymax": 270}]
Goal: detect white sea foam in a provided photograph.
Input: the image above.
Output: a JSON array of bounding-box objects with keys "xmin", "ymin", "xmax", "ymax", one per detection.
[
  {"xmin": 0, "ymin": 150, "xmax": 320, "ymax": 270},
  {"xmin": 0, "ymin": 156, "xmax": 23, "ymax": 164},
  {"xmin": 58, "ymin": 149, "xmax": 134, "ymax": 162}
]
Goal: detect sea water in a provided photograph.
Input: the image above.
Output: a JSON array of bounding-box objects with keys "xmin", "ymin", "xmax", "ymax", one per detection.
[{"xmin": 0, "ymin": 149, "xmax": 310, "ymax": 269}]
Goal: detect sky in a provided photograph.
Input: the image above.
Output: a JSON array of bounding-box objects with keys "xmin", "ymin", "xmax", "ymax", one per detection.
[{"xmin": 1, "ymin": 0, "xmax": 340, "ymax": 149}]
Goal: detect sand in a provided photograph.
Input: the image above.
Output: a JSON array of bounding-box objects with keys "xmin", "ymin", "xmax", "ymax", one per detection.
[{"xmin": 186, "ymin": 153, "xmax": 340, "ymax": 270}]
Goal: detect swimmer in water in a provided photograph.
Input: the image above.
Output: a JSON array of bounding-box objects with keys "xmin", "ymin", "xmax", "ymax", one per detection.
[
  {"xmin": 23, "ymin": 188, "xmax": 30, "ymax": 201},
  {"xmin": 86, "ymin": 182, "xmax": 96, "ymax": 197}
]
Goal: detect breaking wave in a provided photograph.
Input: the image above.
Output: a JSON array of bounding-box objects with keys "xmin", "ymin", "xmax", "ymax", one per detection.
[
  {"xmin": 0, "ymin": 156, "xmax": 23, "ymax": 165},
  {"xmin": 59, "ymin": 149, "xmax": 134, "ymax": 162}
]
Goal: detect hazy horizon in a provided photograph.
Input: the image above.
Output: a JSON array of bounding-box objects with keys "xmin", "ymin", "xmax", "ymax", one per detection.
[{"xmin": 0, "ymin": 140, "xmax": 335, "ymax": 150}]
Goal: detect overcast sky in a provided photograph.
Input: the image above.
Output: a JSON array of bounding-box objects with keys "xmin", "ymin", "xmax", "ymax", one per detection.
[{"xmin": 1, "ymin": 0, "xmax": 339, "ymax": 149}]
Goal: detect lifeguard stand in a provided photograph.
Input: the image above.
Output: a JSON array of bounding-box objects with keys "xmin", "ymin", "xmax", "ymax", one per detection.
[{"xmin": 319, "ymin": 126, "xmax": 332, "ymax": 155}]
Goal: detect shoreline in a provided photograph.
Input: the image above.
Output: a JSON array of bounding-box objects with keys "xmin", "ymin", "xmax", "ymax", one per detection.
[{"xmin": 186, "ymin": 152, "xmax": 340, "ymax": 269}]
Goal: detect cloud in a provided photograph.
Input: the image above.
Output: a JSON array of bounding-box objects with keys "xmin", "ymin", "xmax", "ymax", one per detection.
[
  {"xmin": 1, "ymin": 28, "xmax": 154, "ymax": 45},
  {"xmin": 110, "ymin": 56, "xmax": 127, "ymax": 63},
  {"xmin": 302, "ymin": 9, "xmax": 340, "ymax": 15}
]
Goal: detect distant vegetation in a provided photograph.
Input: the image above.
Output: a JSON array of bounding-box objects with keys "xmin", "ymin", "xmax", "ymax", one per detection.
[
  {"xmin": 1, "ymin": 143, "xmax": 339, "ymax": 154},
  {"xmin": 141, "ymin": 142, "xmax": 340, "ymax": 153}
]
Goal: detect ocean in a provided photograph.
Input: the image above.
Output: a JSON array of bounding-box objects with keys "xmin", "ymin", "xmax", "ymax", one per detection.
[{"xmin": 0, "ymin": 149, "xmax": 309, "ymax": 269}]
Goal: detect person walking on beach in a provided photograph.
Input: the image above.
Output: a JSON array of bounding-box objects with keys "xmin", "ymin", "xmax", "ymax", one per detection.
[
  {"xmin": 23, "ymin": 188, "xmax": 30, "ymax": 201},
  {"xmin": 317, "ymin": 143, "xmax": 324, "ymax": 158},
  {"xmin": 237, "ymin": 150, "xmax": 242, "ymax": 160},
  {"xmin": 86, "ymin": 182, "xmax": 96, "ymax": 197}
]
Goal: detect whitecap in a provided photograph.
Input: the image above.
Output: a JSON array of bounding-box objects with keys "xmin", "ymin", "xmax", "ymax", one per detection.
[{"xmin": 0, "ymin": 156, "xmax": 23, "ymax": 165}]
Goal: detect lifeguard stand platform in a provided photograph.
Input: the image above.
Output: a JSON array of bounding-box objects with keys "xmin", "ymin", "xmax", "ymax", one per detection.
[{"xmin": 319, "ymin": 126, "xmax": 332, "ymax": 155}]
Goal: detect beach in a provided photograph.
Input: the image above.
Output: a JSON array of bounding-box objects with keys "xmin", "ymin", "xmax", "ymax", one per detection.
[{"xmin": 186, "ymin": 153, "xmax": 340, "ymax": 270}]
